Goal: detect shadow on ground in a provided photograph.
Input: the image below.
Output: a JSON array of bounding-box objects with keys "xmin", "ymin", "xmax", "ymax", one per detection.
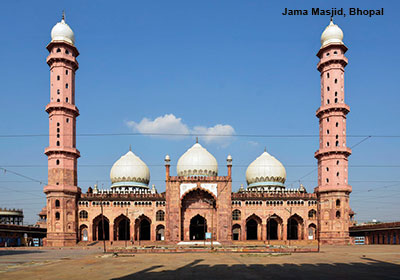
[
  {"xmin": 112, "ymin": 258, "xmax": 400, "ymax": 280},
  {"xmin": 0, "ymin": 250, "xmax": 43, "ymax": 256}
]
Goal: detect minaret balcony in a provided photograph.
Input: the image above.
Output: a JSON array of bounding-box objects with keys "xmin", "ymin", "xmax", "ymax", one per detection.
[
  {"xmin": 316, "ymin": 103, "xmax": 350, "ymax": 118},
  {"xmin": 315, "ymin": 147, "xmax": 352, "ymax": 159},
  {"xmin": 46, "ymin": 102, "xmax": 79, "ymax": 116},
  {"xmin": 45, "ymin": 146, "xmax": 80, "ymax": 158}
]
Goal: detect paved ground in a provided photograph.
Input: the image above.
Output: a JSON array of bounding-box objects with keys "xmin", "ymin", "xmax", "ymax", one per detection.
[{"xmin": 0, "ymin": 245, "xmax": 399, "ymax": 279}]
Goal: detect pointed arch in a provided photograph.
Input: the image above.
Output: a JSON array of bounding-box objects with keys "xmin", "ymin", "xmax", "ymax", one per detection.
[
  {"xmin": 113, "ymin": 214, "xmax": 130, "ymax": 241},
  {"xmin": 246, "ymin": 214, "xmax": 261, "ymax": 240},
  {"xmin": 135, "ymin": 214, "xmax": 151, "ymax": 241},
  {"xmin": 287, "ymin": 214, "xmax": 304, "ymax": 240},
  {"xmin": 267, "ymin": 214, "xmax": 283, "ymax": 240},
  {"xmin": 92, "ymin": 214, "xmax": 110, "ymax": 241}
]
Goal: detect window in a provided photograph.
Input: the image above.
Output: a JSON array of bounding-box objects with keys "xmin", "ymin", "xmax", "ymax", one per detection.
[
  {"xmin": 232, "ymin": 209, "xmax": 241, "ymax": 220},
  {"xmin": 57, "ymin": 99, "xmax": 60, "ymax": 102},
  {"xmin": 56, "ymin": 141, "xmax": 60, "ymax": 146},
  {"xmin": 308, "ymin": 209, "xmax": 316, "ymax": 219},
  {"xmin": 336, "ymin": 135, "xmax": 339, "ymax": 139},
  {"xmin": 335, "ymin": 98, "xmax": 338, "ymax": 103},
  {"xmin": 326, "ymin": 178, "xmax": 329, "ymax": 183},
  {"xmin": 57, "ymin": 89, "xmax": 60, "ymax": 94},
  {"xmin": 57, "ymin": 134, "xmax": 60, "ymax": 138},
  {"xmin": 327, "ymin": 86, "xmax": 330, "ymax": 91},
  {"xmin": 336, "ymin": 199, "xmax": 341, "ymax": 207},
  {"xmin": 57, "ymin": 128, "xmax": 60, "ymax": 132},
  {"xmin": 66, "ymin": 97, "xmax": 69, "ymax": 103},
  {"xmin": 156, "ymin": 210, "xmax": 165, "ymax": 221},
  {"xmin": 327, "ymin": 73, "xmax": 330, "ymax": 78},
  {"xmin": 334, "ymin": 51, "xmax": 338, "ymax": 54},
  {"xmin": 327, "ymin": 142, "xmax": 330, "ymax": 147},
  {"xmin": 335, "ymin": 92, "xmax": 338, "ymax": 96},
  {"xmin": 55, "ymin": 200, "xmax": 60, "ymax": 207},
  {"xmin": 56, "ymin": 159, "xmax": 60, "ymax": 165},
  {"xmin": 66, "ymin": 70, "xmax": 69, "ymax": 75},
  {"xmin": 336, "ymin": 141, "xmax": 339, "ymax": 147},
  {"xmin": 336, "ymin": 160, "xmax": 339, "ymax": 165},
  {"xmin": 57, "ymin": 75, "xmax": 60, "ymax": 81},
  {"xmin": 336, "ymin": 122, "xmax": 339, "ymax": 127},
  {"xmin": 336, "ymin": 172, "xmax": 339, "ymax": 177},
  {"xmin": 334, "ymin": 79, "xmax": 338, "ymax": 84},
  {"xmin": 65, "ymin": 83, "xmax": 69, "ymax": 89},
  {"xmin": 66, "ymin": 118, "xmax": 69, "ymax": 123},
  {"xmin": 56, "ymin": 48, "xmax": 61, "ymax": 53},
  {"xmin": 65, "ymin": 49, "xmax": 69, "ymax": 54},
  {"xmin": 327, "ymin": 118, "xmax": 330, "ymax": 122},
  {"xmin": 57, "ymin": 122, "xmax": 60, "ymax": 127},
  {"xmin": 79, "ymin": 210, "xmax": 88, "ymax": 220},
  {"xmin": 326, "ymin": 167, "xmax": 329, "ymax": 171},
  {"xmin": 327, "ymin": 99, "xmax": 330, "ymax": 104},
  {"xmin": 327, "ymin": 129, "xmax": 330, "ymax": 134},
  {"xmin": 55, "ymin": 212, "xmax": 60, "ymax": 220},
  {"xmin": 336, "ymin": 211, "xmax": 341, "ymax": 218},
  {"xmin": 326, "ymin": 53, "xmax": 330, "ymax": 56}
]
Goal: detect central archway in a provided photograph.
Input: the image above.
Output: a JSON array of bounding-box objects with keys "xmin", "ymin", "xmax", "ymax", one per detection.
[
  {"xmin": 190, "ymin": 214, "xmax": 207, "ymax": 240},
  {"xmin": 114, "ymin": 215, "xmax": 130, "ymax": 241},
  {"xmin": 140, "ymin": 219, "xmax": 151, "ymax": 240},
  {"xmin": 246, "ymin": 219, "xmax": 258, "ymax": 240},
  {"xmin": 93, "ymin": 215, "xmax": 110, "ymax": 241}
]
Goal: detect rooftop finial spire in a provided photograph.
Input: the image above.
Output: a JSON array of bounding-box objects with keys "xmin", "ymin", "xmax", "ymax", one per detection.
[
  {"xmin": 62, "ymin": 10, "xmax": 65, "ymax": 22},
  {"xmin": 264, "ymin": 146, "xmax": 267, "ymax": 152},
  {"xmin": 196, "ymin": 137, "xmax": 198, "ymax": 143},
  {"xmin": 129, "ymin": 144, "xmax": 132, "ymax": 151},
  {"xmin": 330, "ymin": 15, "xmax": 333, "ymax": 24}
]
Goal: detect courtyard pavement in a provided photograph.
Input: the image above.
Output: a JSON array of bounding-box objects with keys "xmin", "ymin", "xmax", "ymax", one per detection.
[{"xmin": 0, "ymin": 245, "xmax": 399, "ymax": 279}]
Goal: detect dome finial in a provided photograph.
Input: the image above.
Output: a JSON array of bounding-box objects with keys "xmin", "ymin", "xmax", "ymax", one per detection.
[
  {"xmin": 129, "ymin": 144, "xmax": 132, "ymax": 152},
  {"xmin": 264, "ymin": 146, "xmax": 267, "ymax": 152},
  {"xmin": 62, "ymin": 10, "xmax": 65, "ymax": 22},
  {"xmin": 196, "ymin": 136, "xmax": 198, "ymax": 143}
]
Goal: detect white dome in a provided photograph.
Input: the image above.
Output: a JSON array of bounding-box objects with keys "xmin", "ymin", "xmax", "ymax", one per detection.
[
  {"xmin": 110, "ymin": 149, "xmax": 150, "ymax": 188},
  {"xmin": 246, "ymin": 150, "xmax": 286, "ymax": 188},
  {"xmin": 321, "ymin": 19, "xmax": 343, "ymax": 47},
  {"xmin": 177, "ymin": 142, "xmax": 218, "ymax": 177},
  {"xmin": 51, "ymin": 15, "xmax": 75, "ymax": 45}
]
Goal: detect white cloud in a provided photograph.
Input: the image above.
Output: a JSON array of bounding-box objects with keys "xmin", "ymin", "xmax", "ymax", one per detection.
[
  {"xmin": 192, "ymin": 124, "xmax": 235, "ymax": 147},
  {"xmin": 126, "ymin": 114, "xmax": 235, "ymax": 146},
  {"xmin": 126, "ymin": 114, "xmax": 189, "ymax": 138},
  {"xmin": 247, "ymin": 140, "xmax": 259, "ymax": 147}
]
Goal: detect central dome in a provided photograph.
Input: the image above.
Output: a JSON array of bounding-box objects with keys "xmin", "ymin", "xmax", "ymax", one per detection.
[
  {"xmin": 246, "ymin": 150, "xmax": 286, "ymax": 189},
  {"xmin": 177, "ymin": 142, "xmax": 218, "ymax": 177},
  {"xmin": 110, "ymin": 149, "xmax": 150, "ymax": 188}
]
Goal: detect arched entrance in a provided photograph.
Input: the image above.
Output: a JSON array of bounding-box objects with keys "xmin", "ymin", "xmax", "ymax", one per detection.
[
  {"xmin": 156, "ymin": 225, "xmax": 165, "ymax": 241},
  {"xmin": 190, "ymin": 214, "xmax": 207, "ymax": 240},
  {"xmin": 267, "ymin": 219, "xmax": 278, "ymax": 240},
  {"xmin": 287, "ymin": 214, "xmax": 303, "ymax": 240},
  {"xmin": 308, "ymin": 223, "xmax": 317, "ymax": 240},
  {"xmin": 114, "ymin": 215, "xmax": 130, "ymax": 241},
  {"xmin": 246, "ymin": 215, "xmax": 261, "ymax": 240},
  {"xmin": 232, "ymin": 224, "xmax": 241, "ymax": 240},
  {"xmin": 80, "ymin": 225, "xmax": 88, "ymax": 241},
  {"xmin": 135, "ymin": 215, "xmax": 151, "ymax": 241},
  {"xmin": 93, "ymin": 215, "xmax": 110, "ymax": 241}
]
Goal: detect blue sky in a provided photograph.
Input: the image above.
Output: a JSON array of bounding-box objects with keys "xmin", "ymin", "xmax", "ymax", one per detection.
[{"xmin": 0, "ymin": 0, "xmax": 399, "ymax": 224}]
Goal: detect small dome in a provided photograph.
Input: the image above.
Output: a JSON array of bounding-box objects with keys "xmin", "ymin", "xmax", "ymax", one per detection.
[
  {"xmin": 246, "ymin": 150, "xmax": 286, "ymax": 188},
  {"xmin": 177, "ymin": 142, "xmax": 218, "ymax": 176},
  {"xmin": 321, "ymin": 19, "xmax": 343, "ymax": 47},
  {"xmin": 51, "ymin": 14, "xmax": 75, "ymax": 45},
  {"xmin": 110, "ymin": 149, "xmax": 150, "ymax": 188}
]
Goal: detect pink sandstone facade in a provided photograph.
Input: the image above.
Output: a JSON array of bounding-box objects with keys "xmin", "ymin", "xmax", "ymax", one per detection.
[{"xmin": 43, "ymin": 16, "xmax": 352, "ymax": 246}]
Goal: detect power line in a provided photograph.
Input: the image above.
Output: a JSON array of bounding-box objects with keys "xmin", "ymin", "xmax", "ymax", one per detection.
[{"xmin": 0, "ymin": 132, "xmax": 400, "ymax": 138}]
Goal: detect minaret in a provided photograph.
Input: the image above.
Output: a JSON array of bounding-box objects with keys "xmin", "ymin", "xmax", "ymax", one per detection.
[
  {"xmin": 43, "ymin": 13, "xmax": 80, "ymax": 246},
  {"xmin": 315, "ymin": 19, "xmax": 352, "ymax": 245}
]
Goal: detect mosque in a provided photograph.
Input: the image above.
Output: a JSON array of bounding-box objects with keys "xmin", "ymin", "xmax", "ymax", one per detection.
[{"xmin": 42, "ymin": 15, "xmax": 353, "ymax": 246}]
